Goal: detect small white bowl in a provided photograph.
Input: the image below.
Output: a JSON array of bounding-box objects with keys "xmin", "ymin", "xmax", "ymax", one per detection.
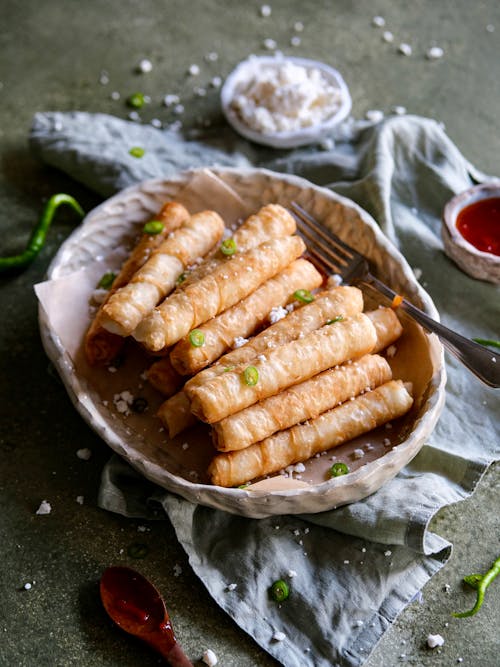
[
  {"xmin": 220, "ymin": 55, "xmax": 352, "ymax": 149},
  {"xmin": 442, "ymin": 182, "xmax": 500, "ymax": 283}
]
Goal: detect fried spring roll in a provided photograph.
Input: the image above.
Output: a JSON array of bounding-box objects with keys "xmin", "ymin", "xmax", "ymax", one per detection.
[
  {"xmin": 146, "ymin": 356, "xmax": 184, "ymax": 397},
  {"xmin": 208, "ymin": 380, "xmax": 414, "ymax": 487},
  {"xmin": 188, "ymin": 312, "xmax": 377, "ymax": 424},
  {"xmin": 169, "ymin": 259, "xmax": 323, "ymax": 375},
  {"xmin": 100, "ymin": 210, "xmax": 225, "ymax": 336},
  {"xmin": 213, "ymin": 354, "xmax": 392, "ymax": 451},
  {"xmin": 133, "ymin": 235, "xmax": 306, "ymax": 352},
  {"xmin": 84, "ymin": 202, "xmax": 190, "ymax": 365},
  {"xmin": 156, "ymin": 391, "xmax": 196, "ymax": 438},
  {"xmin": 367, "ymin": 307, "xmax": 403, "ymax": 352}
]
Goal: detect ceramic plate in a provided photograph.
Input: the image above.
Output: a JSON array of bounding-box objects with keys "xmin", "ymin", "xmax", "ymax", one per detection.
[{"xmin": 37, "ymin": 167, "xmax": 446, "ymax": 518}]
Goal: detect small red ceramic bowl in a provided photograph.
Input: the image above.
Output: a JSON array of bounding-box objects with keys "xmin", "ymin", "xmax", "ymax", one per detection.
[{"xmin": 442, "ymin": 182, "xmax": 500, "ymax": 283}]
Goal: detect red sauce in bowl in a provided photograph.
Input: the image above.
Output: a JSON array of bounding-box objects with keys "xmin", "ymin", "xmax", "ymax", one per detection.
[{"xmin": 456, "ymin": 197, "xmax": 500, "ymax": 256}]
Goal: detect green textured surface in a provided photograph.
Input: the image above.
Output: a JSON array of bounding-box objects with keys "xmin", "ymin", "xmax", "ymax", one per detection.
[{"xmin": 0, "ymin": 1, "xmax": 498, "ymax": 666}]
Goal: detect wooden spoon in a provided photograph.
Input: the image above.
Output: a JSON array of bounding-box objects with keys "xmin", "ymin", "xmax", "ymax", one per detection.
[{"xmin": 100, "ymin": 566, "xmax": 193, "ymax": 666}]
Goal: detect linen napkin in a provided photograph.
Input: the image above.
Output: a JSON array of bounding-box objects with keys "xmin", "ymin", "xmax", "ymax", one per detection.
[{"xmin": 30, "ymin": 111, "xmax": 500, "ymax": 667}]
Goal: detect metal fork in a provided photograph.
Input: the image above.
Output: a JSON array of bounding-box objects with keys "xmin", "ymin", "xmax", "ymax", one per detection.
[{"xmin": 290, "ymin": 201, "xmax": 500, "ymax": 388}]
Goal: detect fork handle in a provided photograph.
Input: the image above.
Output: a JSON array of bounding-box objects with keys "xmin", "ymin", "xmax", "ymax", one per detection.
[{"xmin": 367, "ymin": 275, "xmax": 500, "ymax": 388}]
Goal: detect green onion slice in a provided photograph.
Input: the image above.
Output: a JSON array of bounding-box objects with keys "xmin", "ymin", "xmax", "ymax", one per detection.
[
  {"xmin": 129, "ymin": 146, "xmax": 145, "ymax": 158},
  {"xmin": 97, "ymin": 272, "xmax": 116, "ymax": 289},
  {"xmin": 330, "ymin": 462, "xmax": 349, "ymax": 477},
  {"xmin": 177, "ymin": 272, "xmax": 187, "ymax": 285},
  {"xmin": 293, "ymin": 289, "xmax": 314, "ymax": 303},
  {"xmin": 220, "ymin": 238, "xmax": 237, "ymax": 256},
  {"xmin": 242, "ymin": 365, "xmax": 259, "ymax": 386},
  {"xmin": 326, "ymin": 315, "xmax": 344, "ymax": 325},
  {"xmin": 143, "ymin": 220, "xmax": 164, "ymax": 235},
  {"xmin": 127, "ymin": 92, "xmax": 145, "ymax": 108},
  {"xmin": 189, "ymin": 329, "xmax": 205, "ymax": 347},
  {"xmin": 473, "ymin": 338, "xmax": 500, "ymax": 350},
  {"xmin": 270, "ymin": 579, "xmax": 289, "ymax": 602}
]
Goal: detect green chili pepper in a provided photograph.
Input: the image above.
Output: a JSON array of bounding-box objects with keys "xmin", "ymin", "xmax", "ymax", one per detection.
[
  {"xmin": 177, "ymin": 272, "xmax": 188, "ymax": 285},
  {"xmin": 220, "ymin": 238, "xmax": 237, "ymax": 256},
  {"xmin": 330, "ymin": 462, "xmax": 349, "ymax": 477},
  {"xmin": 189, "ymin": 329, "xmax": 205, "ymax": 347},
  {"xmin": 129, "ymin": 146, "xmax": 145, "ymax": 158},
  {"xmin": 293, "ymin": 289, "xmax": 314, "ymax": 303},
  {"xmin": 326, "ymin": 315, "xmax": 344, "ymax": 325},
  {"xmin": 127, "ymin": 542, "xmax": 149, "ymax": 559},
  {"xmin": 97, "ymin": 272, "xmax": 117, "ymax": 290},
  {"xmin": 242, "ymin": 365, "xmax": 259, "ymax": 386},
  {"xmin": 473, "ymin": 338, "xmax": 500, "ymax": 350},
  {"xmin": 143, "ymin": 220, "xmax": 164, "ymax": 234},
  {"xmin": 127, "ymin": 92, "xmax": 145, "ymax": 109},
  {"xmin": 452, "ymin": 556, "xmax": 500, "ymax": 618},
  {"xmin": 270, "ymin": 579, "xmax": 289, "ymax": 602},
  {"xmin": 0, "ymin": 194, "xmax": 84, "ymax": 274}
]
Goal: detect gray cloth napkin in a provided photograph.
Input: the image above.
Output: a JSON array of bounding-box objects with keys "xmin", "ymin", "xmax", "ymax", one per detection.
[{"xmin": 30, "ymin": 111, "xmax": 499, "ymax": 667}]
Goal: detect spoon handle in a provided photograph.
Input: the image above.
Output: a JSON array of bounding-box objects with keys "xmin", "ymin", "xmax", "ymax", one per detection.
[{"xmin": 148, "ymin": 636, "xmax": 193, "ymax": 667}]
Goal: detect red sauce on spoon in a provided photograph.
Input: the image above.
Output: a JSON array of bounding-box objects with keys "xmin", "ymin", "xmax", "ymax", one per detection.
[
  {"xmin": 100, "ymin": 566, "xmax": 193, "ymax": 666},
  {"xmin": 456, "ymin": 197, "xmax": 500, "ymax": 256}
]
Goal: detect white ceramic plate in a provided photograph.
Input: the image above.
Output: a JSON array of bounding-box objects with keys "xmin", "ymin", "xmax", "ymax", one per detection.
[
  {"xmin": 38, "ymin": 167, "xmax": 446, "ymax": 518},
  {"xmin": 220, "ymin": 55, "xmax": 352, "ymax": 148}
]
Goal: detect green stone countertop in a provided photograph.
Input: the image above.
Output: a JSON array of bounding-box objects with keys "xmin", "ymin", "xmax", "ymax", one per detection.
[{"xmin": 0, "ymin": 1, "xmax": 498, "ymax": 665}]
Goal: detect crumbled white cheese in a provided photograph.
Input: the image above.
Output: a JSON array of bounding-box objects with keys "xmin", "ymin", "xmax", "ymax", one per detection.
[
  {"xmin": 76, "ymin": 448, "xmax": 92, "ymax": 461},
  {"xmin": 382, "ymin": 31, "xmax": 394, "ymax": 43},
  {"xmin": 233, "ymin": 336, "xmax": 249, "ymax": 348},
  {"xmin": 36, "ymin": 500, "xmax": 52, "ymax": 515},
  {"xmin": 173, "ymin": 104, "xmax": 185, "ymax": 114},
  {"xmin": 384, "ymin": 550, "xmax": 392, "ymax": 556},
  {"xmin": 128, "ymin": 111, "xmax": 140, "ymax": 121},
  {"xmin": 99, "ymin": 71, "xmax": 109, "ymax": 85},
  {"xmin": 288, "ymin": 569, "xmax": 297, "ymax": 577},
  {"xmin": 268, "ymin": 305, "xmax": 288, "ymax": 324},
  {"xmin": 398, "ymin": 43, "xmax": 412, "ymax": 56},
  {"xmin": 230, "ymin": 56, "xmax": 344, "ymax": 134},
  {"xmin": 263, "ymin": 38, "xmax": 277, "ymax": 50},
  {"xmin": 24, "ymin": 582, "xmax": 32, "ymax": 590},
  {"xmin": 427, "ymin": 46, "xmax": 444, "ymax": 60},
  {"xmin": 353, "ymin": 448, "xmax": 365, "ymax": 459},
  {"xmin": 211, "ymin": 76, "xmax": 222, "ymax": 88},
  {"xmin": 202, "ymin": 649, "xmax": 218, "ymax": 666},
  {"xmin": 327, "ymin": 273, "xmax": 343, "ymax": 288},
  {"xmin": 426, "ymin": 634, "xmax": 445, "ymax": 649},
  {"xmin": 372, "ymin": 16, "xmax": 386, "ymax": 27},
  {"xmin": 354, "ymin": 619, "xmax": 364, "ymax": 627},
  {"xmin": 163, "ymin": 94, "xmax": 180, "ymax": 107},
  {"xmin": 173, "ymin": 564, "xmax": 183, "ymax": 577},
  {"xmin": 188, "ymin": 64, "xmax": 200, "ymax": 76},
  {"xmin": 151, "ymin": 118, "xmax": 162, "ymax": 128},
  {"xmin": 365, "ymin": 109, "xmax": 384, "ymax": 123},
  {"xmin": 89, "ymin": 288, "xmax": 109, "ymax": 306},
  {"xmin": 294, "ymin": 462, "xmax": 306, "ymax": 473},
  {"xmin": 260, "ymin": 4, "xmax": 271, "ymax": 17},
  {"xmin": 392, "ymin": 105, "xmax": 407, "ymax": 115},
  {"xmin": 386, "ymin": 344, "xmax": 397, "ymax": 358},
  {"xmin": 294, "ymin": 21, "xmax": 304, "ymax": 32},
  {"xmin": 290, "ymin": 36, "xmax": 301, "ymax": 47},
  {"xmin": 257, "ymin": 354, "xmax": 267, "ymax": 362},
  {"xmin": 110, "ymin": 91, "xmax": 120, "ymax": 100},
  {"xmin": 137, "ymin": 58, "xmax": 153, "ymax": 73},
  {"xmin": 227, "ymin": 582, "xmax": 237, "ymax": 591},
  {"xmin": 76, "ymin": 495, "xmax": 84, "ymax": 505},
  {"xmin": 273, "ymin": 631, "xmax": 286, "ymax": 642}
]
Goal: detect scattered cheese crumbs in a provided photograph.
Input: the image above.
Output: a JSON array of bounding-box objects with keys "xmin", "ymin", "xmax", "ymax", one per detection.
[
  {"xmin": 173, "ymin": 564, "xmax": 183, "ymax": 577},
  {"xmin": 427, "ymin": 634, "xmax": 445, "ymax": 649},
  {"xmin": 353, "ymin": 448, "xmax": 365, "ymax": 459},
  {"xmin": 263, "ymin": 38, "xmax": 277, "ymax": 50},
  {"xmin": 128, "ymin": 111, "xmax": 140, "ymax": 121},
  {"xmin": 151, "ymin": 118, "xmax": 162, "ymax": 128},
  {"xmin": 90, "ymin": 288, "xmax": 109, "ymax": 305},
  {"xmin": 211, "ymin": 76, "xmax": 222, "ymax": 88},
  {"xmin": 294, "ymin": 21, "xmax": 304, "ymax": 32},
  {"xmin": 202, "ymin": 649, "xmax": 218, "ymax": 666},
  {"xmin": 24, "ymin": 582, "xmax": 32, "ymax": 590},
  {"xmin": 288, "ymin": 569, "xmax": 297, "ymax": 578},
  {"xmin": 173, "ymin": 104, "xmax": 185, "ymax": 114},
  {"xmin": 384, "ymin": 550, "xmax": 392, "ymax": 557},
  {"xmin": 110, "ymin": 91, "xmax": 121, "ymax": 100},
  {"xmin": 76, "ymin": 448, "xmax": 92, "ymax": 461},
  {"xmin": 427, "ymin": 46, "xmax": 444, "ymax": 60},
  {"xmin": 227, "ymin": 583, "xmax": 237, "ymax": 591},
  {"xmin": 233, "ymin": 336, "xmax": 249, "ymax": 348},
  {"xmin": 386, "ymin": 345, "xmax": 397, "ymax": 358},
  {"xmin": 398, "ymin": 43, "xmax": 412, "ymax": 56},
  {"xmin": 260, "ymin": 4, "xmax": 271, "ymax": 17},
  {"xmin": 392, "ymin": 105, "xmax": 407, "ymax": 115},
  {"xmin": 269, "ymin": 305, "xmax": 288, "ymax": 323},
  {"xmin": 137, "ymin": 525, "xmax": 148, "ymax": 533},
  {"xmin": 293, "ymin": 528, "xmax": 300, "ymax": 536},
  {"xmin": 354, "ymin": 620, "xmax": 364, "ymax": 627},
  {"xmin": 327, "ymin": 273, "xmax": 343, "ymax": 287},
  {"xmin": 290, "ymin": 36, "xmax": 301, "ymax": 47},
  {"xmin": 257, "ymin": 354, "xmax": 267, "ymax": 362},
  {"xmin": 230, "ymin": 56, "xmax": 344, "ymax": 134},
  {"xmin": 365, "ymin": 109, "xmax": 384, "ymax": 123},
  {"xmin": 294, "ymin": 462, "xmax": 306, "ymax": 473},
  {"xmin": 361, "ymin": 547, "xmax": 367, "ymax": 553},
  {"xmin": 372, "ymin": 16, "xmax": 386, "ymax": 27},
  {"xmin": 365, "ymin": 443, "xmax": 374, "ymax": 451},
  {"xmin": 344, "ymin": 559, "xmax": 350, "ymax": 564},
  {"xmin": 36, "ymin": 500, "xmax": 52, "ymax": 515},
  {"xmin": 383, "ymin": 438, "xmax": 391, "ymax": 447},
  {"xmin": 99, "ymin": 70, "xmax": 109, "ymax": 85},
  {"xmin": 492, "ymin": 357, "xmax": 497, "ymax": 363},
  {"xmin": 457, "ymin": 658, "xmax": 463, "ymax": 663},
  {"xmin": 137, "ymin": 58, "xmax": 153, "ymax": 73},
  {"xmin": 443, "ymin": 583, "xmax": 451, "ymax": 593},
  {"xmin": 188, "ymin": 64, "xmax": 200, "ymax": 76},
  {"xmin": 273, "ymin": 631, "xmax": 286, "ymax": 642},
  {"xmin": 181, "ymin": 442, "xmax": 190, "ymax": 450},
  {"xmin": 164, "ymin": 94, "xmax": 180, "ymax": 107},
  {"xmin": 382, "ymin": 31, "xmax": 394, "ymax": 43},
  {"xmin": 76, "ymin": 495, "xmax": 84, "ymax": 505}
]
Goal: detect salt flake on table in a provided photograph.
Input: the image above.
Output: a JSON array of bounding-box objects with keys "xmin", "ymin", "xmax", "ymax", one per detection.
[
  {"xmin": 273, "ymin": 631, "xmax": 286, "ymax": 642},
  {"xmin": 398, "ymin": 43, "xmax": 412, "ymax": 56},
  {"xmin": 36, "ymin": 500, "xmax": 52, "ymax": 515},
  {"xmin": 427, "ymin": 634, "xmax": 445, "ymax": 648},
  {"xmin": 427, "ymin": 46, "xmax": 444, "ymax": 60},
  {"xmin": 260, "ymin": 5, "xmax": 271, "ymax": 17},
  {"xmin": 372, "ymin": 16, "xmax": 386, "ymax": 27},
  {"xmin": 137, "ymin": 59, "xmax": 153, "ymax": 73},
  {"xmin": 76, "ymin": 448, "xmax": 92, "ymax": 460},
  {"xmin": 383, "ymin": 31, "xmax": 394, "ymax": 43},
  {"xmin": 263, "ymin": 38, "xmax": 277, "ymax": 50},
  {"xmin": 76, "ymin": 495, "xmax": 84, "ymax": 505},
  {"xmin": 202, "ymin": 649, "xmax": 218, "ymax": 666}
]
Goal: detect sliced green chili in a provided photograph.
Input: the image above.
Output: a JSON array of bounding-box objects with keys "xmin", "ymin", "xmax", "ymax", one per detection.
[
  {"xmin": 97, "ymin": 271, "xmax": 117, "ymax": 290},
  {"xmin": 242, "ymin": 365, "xmax": 259, "ymax": 386},
  {"xmin": 326, "ymin": 315, "xmax": 344, "ymax": 325},
  {"xmin": 0, "ymin": 193, "xmax": 84, "ymax": 274},
  {"xmin": 143, "ymin": 220, "xmax": 164, "ymax": 234},
  {"xmin": 270, "ymin": 579, "xmax": 289, "ymax": 602},
  {"xmin": 223, "ymin": 365, "xmax": 236, "ymax": 373},
  {"xmin": 129, "ymin": 146, "xmax": 145, "ymax": 158},
  {"xmin": 127, "ymin": 92, "xmax": 145, "ymax": 109},
  {"xmin": 220, "ymin": 238, "xmax": 237, "ymax": 256},
  {"xmin": 293, "ymin": 289, "xmax": 314, "ymax": 304},
  {"xmin": 473, "ymin": 338, "xmax": 500, "ymax": 350},
  {"xmin": 176, "ymin": 271, "xmax": 188, "ymax": 285},
  {"xmin": 189, "ymin": 329, "xmax": 205, "ymax": 347},
  {"xmin": 330, "ymin": 462, "xmax": 349, "ymax": 477},
  {"xmin": 452, "ymin": 556, "xmax": 500, "ymax": 618}
]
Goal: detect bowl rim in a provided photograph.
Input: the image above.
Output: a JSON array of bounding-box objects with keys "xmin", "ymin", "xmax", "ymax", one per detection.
[{"xmin": 220, "ymin": 54, "xmax": 352, "ymax": 148}]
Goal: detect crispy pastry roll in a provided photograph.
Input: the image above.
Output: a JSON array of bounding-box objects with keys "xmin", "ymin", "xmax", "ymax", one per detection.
[
  {"xmin": 212, "ymin": 353, "xmax": 392, "ymax": 451},
  {"xmin": 169, "ymin": 259, "xmax": 323, "ymax": 375},
  {"xmin": 188, "ymin": 312, "xmax": 377, "ymax": 424},
  {"xmin": 156, "ymin": 391, "xmax": 196, "ymax": 438},
  {"xmin": 100, "ymin": 209, "xmax": 225, "ymax": 336},
  {"xmin": 146, "ymin": 356, "xmax": 184, "ymax": 397},
  {"xmin": 84, "ymin": 201, "xmax": 189, "ymax": 365},
  {"xmin": 208, "ymin": 379, "xmax": 414, "ymax": 487},
  {"xmin": 133, "ymin": 235, "xmax": 306, "ymax": 352},
  {"xmin": 367, "ymin": 307, "xmax": 403, "ymax": 352}
]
